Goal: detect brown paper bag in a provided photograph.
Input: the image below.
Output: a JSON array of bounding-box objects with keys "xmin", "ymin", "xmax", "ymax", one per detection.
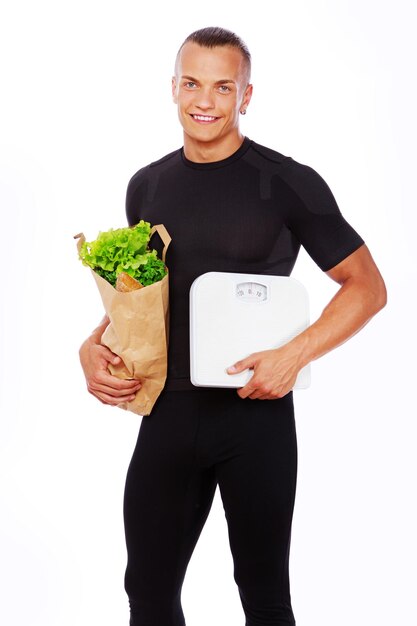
[{"xmin": 75, "ymin": 224, "xmax": 171, "ymax": 416}]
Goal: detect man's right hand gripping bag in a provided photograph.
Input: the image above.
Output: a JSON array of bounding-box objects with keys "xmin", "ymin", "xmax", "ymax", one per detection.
[{"xmin": 75, "ymin": 223, "xmax": 171, "ymax": 417}]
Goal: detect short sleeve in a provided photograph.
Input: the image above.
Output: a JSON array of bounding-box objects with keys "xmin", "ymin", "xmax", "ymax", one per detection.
[{"xmin": 281, "ymin": 159, "xmax": 365, "ymax": 271}]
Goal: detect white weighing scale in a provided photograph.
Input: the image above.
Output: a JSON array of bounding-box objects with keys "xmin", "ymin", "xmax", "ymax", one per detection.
[{"xmin": 190, "ymin": 272, "xmax": 311, "ymax": 389}]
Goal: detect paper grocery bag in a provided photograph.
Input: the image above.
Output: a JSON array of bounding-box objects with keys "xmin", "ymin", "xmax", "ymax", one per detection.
[{"xmin": 75, "ymin": 224, "xmax": 171, "ymax": 416}]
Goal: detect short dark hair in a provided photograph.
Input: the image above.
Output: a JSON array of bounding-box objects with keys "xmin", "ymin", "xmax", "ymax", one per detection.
[{"xmin": 175, "ymin": 26, "xmax": 251, "ymax": 82}]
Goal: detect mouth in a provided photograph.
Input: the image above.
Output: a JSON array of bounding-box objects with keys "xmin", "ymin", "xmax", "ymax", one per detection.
[{"xmin": 190, "ymin": 114, "xmax": 220, "ymax": 124}]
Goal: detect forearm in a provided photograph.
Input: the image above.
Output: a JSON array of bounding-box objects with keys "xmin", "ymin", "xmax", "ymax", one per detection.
[
  {"xmin": 289, "ymin": 276, "xmax": 386, "ymax": 368},
  {"xmin": 89, "ymin": 314, "xmax": 110, "ymax": 342},
  {"xmin": 231, "ymin": 246, "xmax": 387, "ymax": 399},
  {"xmin": 79, "ymin": 314, "xmax": 110, "ymax": 354}
]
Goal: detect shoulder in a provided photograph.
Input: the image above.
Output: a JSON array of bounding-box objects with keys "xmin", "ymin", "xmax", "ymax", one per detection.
[
  {"xmin": 149, "ymin": 147, "xmax": 181, "ymax": 168},
  {"xmin": 248, "ymin": 139, "xmax": 332, "ymax": 195},
  {"xmin": 254, "ymin": 141, "xmax": 334, "ymax": 195},
  {"xmin": 279, "ymin": 156, "xmax": 336, "ymax": 204},
  {"xmin": 248, "ymin": 140, "xmax": 341, "ymax": 217},
  {"xmin": 249, "ymin": 140, "xmax": 290, "ymax": 165},
  {"xmin": 250, "ymin": 139, "xmax": 324, "ymax": 180},
  {"xmin": 127, "ymin": 147, "xmax": 181, "ymax": 192}
]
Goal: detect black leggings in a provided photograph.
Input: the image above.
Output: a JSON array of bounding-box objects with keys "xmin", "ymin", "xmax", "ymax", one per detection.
[{"xmin": 123, "ymin": 387, "xmax": 298, "ymax": 626}]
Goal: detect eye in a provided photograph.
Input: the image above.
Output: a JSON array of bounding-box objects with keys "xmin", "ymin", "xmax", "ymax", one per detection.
[
  {"xmin": 184, "ymin": 81, "xmax": 197, "ymax": 89},
  {"xmin": 218, "ymin": 85, "xmax": 232, "ymax": 93}
]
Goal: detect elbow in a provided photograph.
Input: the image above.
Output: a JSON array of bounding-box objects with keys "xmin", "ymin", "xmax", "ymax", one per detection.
[
  {"xmin": 379, "ymin": 281, "xmax": 388, "ymax": 310},
  {"xmin": 350, "ymin": 272, "xmax": 387, "ymax": 317},
  {"xmin": 372, "ymin": 275, "xmax": 388, "ymax": 313}
]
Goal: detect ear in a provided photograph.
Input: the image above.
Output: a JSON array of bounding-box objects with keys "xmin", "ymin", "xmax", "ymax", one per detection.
[
  {"xmin": 172, "ymin": 76, "xmax": 178, "ymax": 104},
  {"xmin": 241, "ymin": 83, "xmax": 253, "ymax": 111}
]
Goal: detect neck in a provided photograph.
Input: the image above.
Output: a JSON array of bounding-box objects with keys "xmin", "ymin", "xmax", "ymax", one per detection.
[{"xmin": 182, "ymin": 131, "xmax": 245, "ymax": 163}]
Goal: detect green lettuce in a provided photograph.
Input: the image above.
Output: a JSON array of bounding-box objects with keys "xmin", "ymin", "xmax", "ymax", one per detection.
[{"xmin": 79, "ymin": 220, "xmax": 167, "ymax": 287}]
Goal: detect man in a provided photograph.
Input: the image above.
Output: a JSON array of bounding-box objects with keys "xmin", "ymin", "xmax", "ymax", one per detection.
[{"xmin": 79, "ymin": 27, "xmax": 386, "ymax": 626}]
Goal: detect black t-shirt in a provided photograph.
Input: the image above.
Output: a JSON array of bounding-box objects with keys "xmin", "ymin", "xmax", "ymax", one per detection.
[{"xmin": 126, "ymin": 136, "xmax": 365, "ymax": 391}]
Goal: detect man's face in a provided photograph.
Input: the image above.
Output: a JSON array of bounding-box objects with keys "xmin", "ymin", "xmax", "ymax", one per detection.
[{"xmin": 172, "ymin": 42, "xmax": 252, "ymax": 146}]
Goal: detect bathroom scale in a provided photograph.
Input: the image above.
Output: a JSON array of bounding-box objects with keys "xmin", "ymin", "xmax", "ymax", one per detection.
[{"xmin": 189, "ymin": 271, "xmax": 311, "ymax": 390}]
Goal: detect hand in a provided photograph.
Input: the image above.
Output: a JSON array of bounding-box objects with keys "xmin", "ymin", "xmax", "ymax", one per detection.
[
  {"xmin": 226, "ymin": 343, "xmax": 304, "ymax": 400},
  {"xmin": 79, "ymin": 336, "xmax": 142, "ymax": 406}
]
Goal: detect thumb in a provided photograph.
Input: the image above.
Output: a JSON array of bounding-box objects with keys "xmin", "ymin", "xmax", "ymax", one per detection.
[
  {"xmin": 101, "ymin": 346, "xmax": 121, "ymax": 365},
  {"xmin": 226, "ymin": 356, "xmax": 254, "ymax": 374}
]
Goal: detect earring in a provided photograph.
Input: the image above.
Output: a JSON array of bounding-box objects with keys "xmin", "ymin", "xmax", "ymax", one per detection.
[{"xmin": 240, "ymin": 109, "xmax": 247, "ymax": 115}]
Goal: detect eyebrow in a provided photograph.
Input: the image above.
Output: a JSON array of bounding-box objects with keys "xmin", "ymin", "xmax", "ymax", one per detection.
[{"xmin": 181, "ymin": 75, "xmax": 236, "ymax": 85}]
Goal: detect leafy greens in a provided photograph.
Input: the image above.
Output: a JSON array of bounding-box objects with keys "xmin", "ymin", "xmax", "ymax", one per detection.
[{"xmin": 79, "ymin": 220, "xmax": 167, "ymax": 287}]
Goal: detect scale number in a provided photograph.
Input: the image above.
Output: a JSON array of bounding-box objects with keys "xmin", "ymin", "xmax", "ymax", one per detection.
[{"xmin": 236, "ymin": 281, "xmax": 267, "ymax": 302}]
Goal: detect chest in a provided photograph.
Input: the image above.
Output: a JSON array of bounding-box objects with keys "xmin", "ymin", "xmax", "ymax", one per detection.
[{"xmin": 136, "ymin": 167, "xmax": 288, "ymax": 267}]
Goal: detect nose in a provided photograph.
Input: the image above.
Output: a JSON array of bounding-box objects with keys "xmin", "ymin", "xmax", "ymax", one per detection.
[{"xmin": 193, "ymin": 87, "xmax": 215, "ymax": 111}]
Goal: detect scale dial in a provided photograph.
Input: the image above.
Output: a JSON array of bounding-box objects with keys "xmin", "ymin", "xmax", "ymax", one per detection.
[{"xmin": 236, "ymin": 281, "xmax": 267, "ymax": 302}]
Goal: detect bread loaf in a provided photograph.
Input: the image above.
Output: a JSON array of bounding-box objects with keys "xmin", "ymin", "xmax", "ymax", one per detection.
[{"xmin": 115, "ymin": 272, "xmax": 144, "ymax": 292}]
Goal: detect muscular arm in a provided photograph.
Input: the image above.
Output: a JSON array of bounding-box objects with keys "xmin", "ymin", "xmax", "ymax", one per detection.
[
  {"xmin": 227, "ymin": 244, "xmax": 387, "ymax": 399},
  {"xmin": 289, "ymin": 243, "xmax": 387, "ymax": 367}
]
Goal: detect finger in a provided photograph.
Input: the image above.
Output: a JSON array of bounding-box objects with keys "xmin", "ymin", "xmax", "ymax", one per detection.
[
  {"xmin": 240, "ymin": 381, "xmax": 271, "ymax": 400},
  {"xmin": 94, "ymin": 371, "xmax": 142, "ymax": 390},
  {"xmin": 247, "ymin": 388, "xmax": 266, "ymax": 400},
  {"xmin": 227, "ymin": 354, "xmax": 258, "ymax": 375},
  {"xmin": 257, "ymin": 389, "xmax": 289, "ymax": 400},
  {"xmin": 89, "ymin": 383, "xmax": 141, "ymax": 399},
  {"xmin": 227, "ymin": 361, "xmax": 250, "ymax": 375},
  {"xmin": 89, "ymin": 379, "xmax": 142, "ymax": 398},
  {"xmin": 94, "ymin": 390, "xmax": 137, "ymax": 405},
  {"xmin": 237, "ymin": 384, "xmax": 257, "ymax": 399},
  {"xmin": 97, "ymin": 345, "xmax": 122, "ymax": 364}
]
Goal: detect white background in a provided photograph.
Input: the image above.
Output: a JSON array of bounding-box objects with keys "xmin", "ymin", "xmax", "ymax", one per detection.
[{"xmin": 1, "ymin": 1, "xmax": 416, "ymax": 625}]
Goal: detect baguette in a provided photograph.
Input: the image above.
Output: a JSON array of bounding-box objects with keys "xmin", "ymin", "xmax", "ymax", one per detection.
[{"xmin": 116, "ymin": 272, "xmax": 144, "ymax": 292}]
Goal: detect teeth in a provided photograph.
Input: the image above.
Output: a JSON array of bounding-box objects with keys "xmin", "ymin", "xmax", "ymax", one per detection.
[{"xmin": 192, "ymin": 114, "xmax": 217, "ymax": 121}]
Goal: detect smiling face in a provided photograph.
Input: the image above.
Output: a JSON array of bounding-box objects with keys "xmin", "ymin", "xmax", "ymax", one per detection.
[{"xmin": 172, "ymin": 42, "xmax": 253, "ymax": 161}]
